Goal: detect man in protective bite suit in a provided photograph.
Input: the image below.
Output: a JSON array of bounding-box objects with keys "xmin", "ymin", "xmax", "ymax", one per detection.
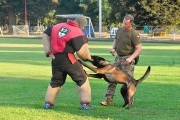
[{"xmin": 42, "ymin": 14, "xmax": 94, "ymax": 110}]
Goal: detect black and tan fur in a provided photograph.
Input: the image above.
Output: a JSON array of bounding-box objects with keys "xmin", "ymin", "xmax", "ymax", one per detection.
[{"xmin": 79, "ymin": 55, "xmax": 150, "ymax": 109}]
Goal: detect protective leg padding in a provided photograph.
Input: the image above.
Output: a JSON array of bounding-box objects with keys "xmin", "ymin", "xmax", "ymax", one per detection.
[
  {"xmin": 45, "ymin": 84, "xmax": 60, "ymax": 106},
  {"xmin": 77, "ymin": 78, "xmax": 91, "ymax": 104}
]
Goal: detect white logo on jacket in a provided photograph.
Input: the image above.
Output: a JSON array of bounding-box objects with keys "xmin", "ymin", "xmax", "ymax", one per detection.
[{"xmin": 58, "ymin": 27, "xmax": 70, "ymax": 38}]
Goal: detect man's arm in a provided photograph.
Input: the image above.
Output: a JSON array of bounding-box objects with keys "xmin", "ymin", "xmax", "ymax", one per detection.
[
  {"xmin": 125, "ymin": 43, "xmax": 142, "ymax": 64},
  {"xmin": 42, "ymin": 33, "xmax": 52, "ymax": 57},
  {"xmin": 110, "ymin": 40, "xmax": 116, "ymax": 56},
  {"xmin": 131, "ymin": 43, "xmax": 142, "ymax": 59},
  {"xmin": 42, "ymin": 26, "xmax": 55, "ymax": 59}
]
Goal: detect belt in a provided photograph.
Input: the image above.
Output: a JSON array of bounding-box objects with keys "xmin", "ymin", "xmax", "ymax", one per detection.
[
  {"xmin": 118, "ymin": 54, "xmax": 127, "ymax": 57},
  {"xmin": 118, "ymin": 54, "xmax": 131, "ymax": 57}
]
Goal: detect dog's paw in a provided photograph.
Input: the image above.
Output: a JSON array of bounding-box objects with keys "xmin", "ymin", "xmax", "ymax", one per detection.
[
  {"xmin": 125, "ymin": 103, "xmax": 132, "ymax": 109},
  {"xmin": 122, "ymin": 103, "xmax": 127, "ymax": 107}
]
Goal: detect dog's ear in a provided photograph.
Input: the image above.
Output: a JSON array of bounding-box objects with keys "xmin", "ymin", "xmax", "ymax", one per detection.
[
  {"xmin": 91, "ymin": 55, "xmax": 96, "ymax": 58},
  {"xmin": 99, "ymin": 56, "xmax": 105, "ymax": 61}
]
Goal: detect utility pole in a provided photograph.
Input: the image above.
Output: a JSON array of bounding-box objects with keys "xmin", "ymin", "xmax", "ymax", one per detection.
[
  {"xmin": 99, "ymin": 0, "xmax": 102, "ymax": 38},
  {"xmin": 24, "ymin": 0, "xmax": 28, "ymax": 25},
  {"xmin": 24, "ymin": 0, "xmax": 28, "ymax": 35}
]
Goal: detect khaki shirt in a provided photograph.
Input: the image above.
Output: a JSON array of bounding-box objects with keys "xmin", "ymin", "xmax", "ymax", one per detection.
[{"xmin": 114, "ymin": 27, "xmax": 140, "ymax": 56}]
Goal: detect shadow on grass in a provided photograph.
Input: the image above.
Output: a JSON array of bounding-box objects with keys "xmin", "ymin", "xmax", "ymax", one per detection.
[{"xmin": 0, "ymin": 76, "xmax": 180, "ymax": 119}]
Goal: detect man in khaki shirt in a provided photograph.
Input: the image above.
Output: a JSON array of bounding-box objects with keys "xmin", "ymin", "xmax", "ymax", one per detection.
[{"xmin": 101, "ymin": 14, "xmax": 142, "ymax": 106}]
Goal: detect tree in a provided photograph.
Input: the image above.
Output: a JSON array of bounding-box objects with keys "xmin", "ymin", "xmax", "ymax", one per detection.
[
  {"xmin": 108, "ymin": 0, "xmax": 126, "ymax": 24},
  {"xmin": 26, "ymin": 0, "xmax": 57, "ymax": 26},
  {"xmin": 56, "ymin": 0, "xmax": 82, "ymax": 14},
  {"xmin": 80, "ymin": 0, "xmax": 111, "ymax": 27},
  {"xmin": 137, "ymin": 0, "xmax": 180, "ymax": 26},
  {"xmin": 80, "ymin": 0, "xmax": 99, "ymax": 26},
  {"xmin": 43, "ymin": 10, "xmax": 58, "ymax": 26},
  {"xmin": 0, "ymin": 0, "xmax": 7, "ymax": 4},
  {"xmin": 0, "ymin": 0, "xmax": 57, "ymax": 26},
  {"xmin": 108, "ymin": 0, "xmax": 180, "ymax": 26},
  {"xmin": 53, "ymin": 0, "xmax": 83, "ymax": 24}
]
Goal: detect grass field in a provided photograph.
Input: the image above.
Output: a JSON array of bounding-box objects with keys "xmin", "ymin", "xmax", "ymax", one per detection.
[{"xmin": 0, "ymin": 38, "xmax": 180, "ymax": 120}]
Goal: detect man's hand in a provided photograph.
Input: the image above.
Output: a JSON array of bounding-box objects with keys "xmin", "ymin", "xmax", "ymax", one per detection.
[
  {"xmin": 110, "ymin": 49, "xmax": 115, "ymax": 56},
  {"xmin": 124, "ymin": 57, "xmax": 133, "ymax": 65},
  {"xmin": 49, "ymin": 53, "xmax": 55, "ymax": 60}
]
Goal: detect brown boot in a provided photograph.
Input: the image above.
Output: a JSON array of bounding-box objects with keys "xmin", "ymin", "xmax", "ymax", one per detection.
[
  {"xmin": 100, "ymin": 97, "xmax": 113, "ymax": 106},
  {"xmin": 100, "ymin": 101, "xmax": 113, "ymax": 106}
]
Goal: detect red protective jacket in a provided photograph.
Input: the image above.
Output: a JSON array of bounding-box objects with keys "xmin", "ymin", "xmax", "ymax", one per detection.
[{"xmin": 51, "ymin": 19, "xmax": 87, "ymax": 55}]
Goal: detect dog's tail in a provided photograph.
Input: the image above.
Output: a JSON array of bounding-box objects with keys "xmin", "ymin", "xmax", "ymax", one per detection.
[{"xmin": 136, "ymin": 66, "xmax": 151, "ymax": 85}]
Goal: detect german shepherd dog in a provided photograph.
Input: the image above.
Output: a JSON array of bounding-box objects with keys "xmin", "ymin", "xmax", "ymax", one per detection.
[{"xmin": 78, "ymin": 55, "xmax": 150, "ymax": 109}]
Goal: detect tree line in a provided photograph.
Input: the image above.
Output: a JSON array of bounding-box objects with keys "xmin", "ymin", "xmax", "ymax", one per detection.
[{"xmin": 0, "ymin": 0, "xmax": 179, "ymax": 28}]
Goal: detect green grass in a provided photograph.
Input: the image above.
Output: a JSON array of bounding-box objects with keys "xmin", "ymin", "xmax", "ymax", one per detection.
[{"xmin": 0, "ymin": 38, "xmax": 180, "ymax": 120}]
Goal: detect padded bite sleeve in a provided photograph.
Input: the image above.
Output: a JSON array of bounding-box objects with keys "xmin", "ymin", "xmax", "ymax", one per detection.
[{"xmin": 71, "ymin": 36, "xmax": 91, "ymax": 61}]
